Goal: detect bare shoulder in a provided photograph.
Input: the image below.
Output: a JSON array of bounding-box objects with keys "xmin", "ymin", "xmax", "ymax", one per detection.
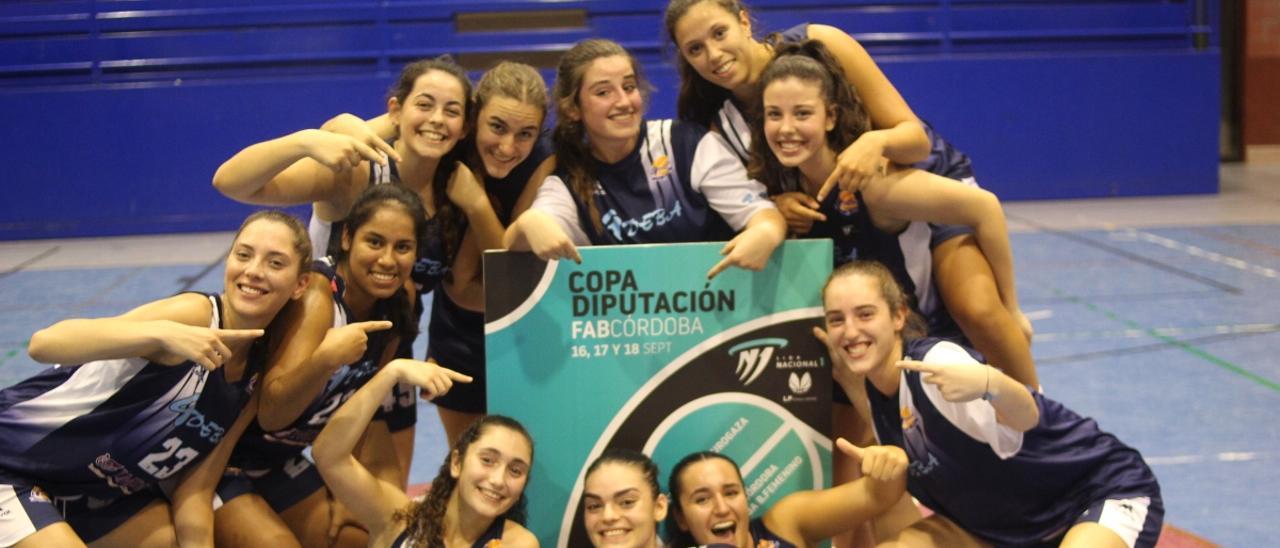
[
  {"xmin": 117, "ymin": 292, "xmax": 215, "ymax": 327},
  {"xmin": 502, "ymin": 521, "xmax": 541, "ymax": 548}
]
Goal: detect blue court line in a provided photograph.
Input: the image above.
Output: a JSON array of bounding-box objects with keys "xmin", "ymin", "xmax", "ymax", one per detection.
[
  {"xmin": 1010, "ymin": 216, "xmax": 1243, "ymax": 294},
  {"xmin": 1050, "ymin": 287, "xmax": 1280, "ymax": 394},
  {"xmin": 0, "ymin": 247, "xmax": 58, "ymax": 280},
  {"xmin": 178, "ymin": 252, "xmax": 227, "ymax": 291}
]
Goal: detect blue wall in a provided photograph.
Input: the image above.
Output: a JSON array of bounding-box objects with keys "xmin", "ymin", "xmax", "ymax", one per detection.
[{"xmin": 0, "ymin": 0, "xmax": 1220, "ymax": 239}]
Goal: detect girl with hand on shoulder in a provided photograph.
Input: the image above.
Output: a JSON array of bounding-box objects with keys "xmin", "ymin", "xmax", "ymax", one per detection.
[
  {"xmin": 213, "ymin": 185, "xmax": 435, "ymax": 547},
  {"xmin": 580, "ymin": 448, "xmax": 668, "ymax": 548},
  {"xmin": 504, "ymin": 38, "xmax": 787, "ymax": 279},
  {"xmin": 214, "ymin": 55, "xmax": 485, "ymax": 477},
  {"xmin": 665, "ymin": 0, "xmax": 1036, "ymax": 386},
  {"xmin": 816, "ymin": 261, "xmax": 1163, "ymax": 548},
  {"xmin": 323, "ymin": 61, "xmax": 556, "ymax": 445},
  {"xmin": 0, "ymin": 211, "xmax": 313, "ymax": 548},
  {"xmin": 665, "ymin": 441, "xmax": 907, "ymax": 548}
]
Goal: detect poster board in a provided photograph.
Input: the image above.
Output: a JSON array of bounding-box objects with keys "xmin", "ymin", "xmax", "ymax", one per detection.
[{"xmin": 485, "ymin": 240, "xmax": 833, "ymax": 546}]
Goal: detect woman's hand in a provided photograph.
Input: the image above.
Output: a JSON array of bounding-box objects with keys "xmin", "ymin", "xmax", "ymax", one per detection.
[
  {"xmin": 835, "ymin": 438, "xmax": 908, "ymax": 483},
  {"xmin": 312, "ymin": 321, "xmax": 394, "ymax": 370},
  {"xmin": 152, "ymin": 321, "xmax": 264, "ymax": 369},
  {"xmin": 816, "ymin": 132, "xmax": 889, "ymax": 202},
  {"xmin": 773, "ymin": 192, "xmax": 827, "ymax": 235},
  {"xmin": 321, "ymin": 114, "xmax": 401, "ymax": 164},
  {"xmin": 298, "ymin": 129, "xmax": 388, "ymax": 174},
  {"xmin": 388, "ymin": 359, "xmax": 472, "ymax": 400},
  {"xmin": 510, "ymin": 211, "xmax": 583, "ymax": 263},
  {"xmin": 707, "ymin": 212, "xmax": 786, "ymax": 279},
  {"xmin": 896, "ymin": 360, "xmax": 991, "ymax": 402}
]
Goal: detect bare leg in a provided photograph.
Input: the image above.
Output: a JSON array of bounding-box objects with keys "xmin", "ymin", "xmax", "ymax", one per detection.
[
  {"xmin": 90, "ymin": 500, "xmax": 177, "ymax": 548},
  {"xmin": 1060, "ymin": 522, "xmax": 1131, "ymax": 548},
  {"xmin": 278, "ymin": 488, "xmax": 368, "ymax": 548},
  {"xmin": 932, "ymin": 235, "xmax": 1039, "ymax": 388},
  {"xmin": 437, "ymin": 407, "xmax": 483, "ymax": 448},
  {"xmin": 14, "ymin": 522, "xmax": 84, "ymax": 548},
  {"xmin": 877, "ymin": 514, "xmax": 988, "ymax": 548},
  {"xmin": 212, "ymin": 494, "xmax": 300, "ymax": 548}
]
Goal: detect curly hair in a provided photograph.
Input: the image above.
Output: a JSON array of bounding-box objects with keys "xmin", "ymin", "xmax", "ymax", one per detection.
[
  {"xmin": 747, "ymin": 39, "xmax": 871, "ymax": 195},
  {"xmin": 392, "ymin": 415, "xmax": 534, "ymax": 545}
]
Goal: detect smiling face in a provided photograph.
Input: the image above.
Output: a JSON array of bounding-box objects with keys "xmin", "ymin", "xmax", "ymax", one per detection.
[
  {"xmin": 568, "ymin": 54, "xmax": 643, "ymax": 155},
  {"xmin": 474, "ymin": 95, "xmax": 543, "ymax": 179},
  {"xmin": 450, "ymin": 425, "xmax": 533, "ymax": 519},
  {"xmin": 223, "ymin": 218, "xmax": 308, "ymax": 325},
  {"xmin": 672, "ymin": 1, "xmax": 757, "ymax": 93},
  {"xmin": 583, "ymin": 462, "xmax": 668, "ymax": 548},
  {"xmin": 763, "ymin": 75, "xmax": 836, "ymax": 171},
  {"xmin": 822, "ymin": 272, "xmax": 907, "ymax": 375},
  {"xmin": 340, "ymin": 204, "xmax": 417, "ymax": 303},
  {"xmin": 673, "ymin": 457, "xmax": 752, "ymax": 548},
  {"xmin": 389, "ymin": 69, "xmax": 468, "ymax": 160}
]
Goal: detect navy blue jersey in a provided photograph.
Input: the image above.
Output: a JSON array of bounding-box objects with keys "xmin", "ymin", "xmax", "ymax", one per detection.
[
  {"xmin": 486, "ymin": 132, "xmax": 552, "ymax": 225},
  {"xmin": 0, "ymin": 294, "xmax": 261, "ymax": 500},
  {"xmin": 865, "ymin": 338, "xmax": 1161, "ymax": 546},
  {"xmin": 390, "ymin": 517, "xmax": 506, "ymax": 548},
  {"xmin": 749, "ymin": 517, "xmax": 796, "ymax": 548},
  {"xmin": 231, "ymin": 258, "xmax": 393, "ymax": 470},
  {"xmin": 531, "ymin": 119, "xmax": 773, "ymax": 246}
]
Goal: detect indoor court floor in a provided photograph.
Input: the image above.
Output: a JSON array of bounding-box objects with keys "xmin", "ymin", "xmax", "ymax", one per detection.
[{"xmin": 1, "ymin": 156, "xmax": 1275, "ymax": 546}]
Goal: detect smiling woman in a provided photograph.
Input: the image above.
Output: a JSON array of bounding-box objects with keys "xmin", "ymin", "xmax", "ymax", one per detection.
[{"xmin": 581, "ymin": 448, "xmax": 668, "ymax": 548}]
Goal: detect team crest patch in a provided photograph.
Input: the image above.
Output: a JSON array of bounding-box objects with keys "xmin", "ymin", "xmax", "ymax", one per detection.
[
  {"xmin": 650, "ymin": 154, "xmax": 671, "ymax": 179},
  {"xmin": 900, "ymin": 406, "xmax": 917, "ymax": 430},
  {"xmin": 837, "ymin": 190, "xmax": 859, "ymax": 215},
  {"xmin": 28, "ymin": 486, "xmax": 49, "ymax": 503}
]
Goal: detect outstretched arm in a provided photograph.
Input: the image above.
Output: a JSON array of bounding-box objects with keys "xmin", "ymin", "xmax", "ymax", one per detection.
[
  {"xmin": 898, "ymin": 359, "xmax": 1038, "ymax": 431},
  {"xmin": 28, "ymin": 293, "xmax": 262, "ymax": 368},
  {"xmin": 212, "ymin": 129, "xmax": 377, "ymax": 213},
  {"xmin": 313, "ymin": 359, "xmax": 471, "ymax": 537},
  {"xmin": 764, "ymin": 438, "xmax": 908, "ymax": 546}
]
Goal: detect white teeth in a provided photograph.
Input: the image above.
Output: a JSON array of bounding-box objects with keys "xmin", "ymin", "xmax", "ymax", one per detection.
[
  {"xmin": 710, "ymin": 521, "xmax": 735, "ymax": 535},
  {"xmin": 601, "ymin": 529, "xmax": 627, "ymax": 537},
  {"xmin": 370, "ymin": 272, "xmax": 396, "ymax": 282},
  {"xmin": 418, "ymin": 129, "xmax": 447, "ymax": 142},
  {"xmin": 238, "ymin": 284, "xmax": 266, "ymax": 296},
  {"xmin": 713, "ymin": 60, "xmax": 735, "ymax": 76}
]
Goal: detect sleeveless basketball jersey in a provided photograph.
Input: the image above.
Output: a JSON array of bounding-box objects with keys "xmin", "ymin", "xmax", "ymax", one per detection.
[
  {"xmin": 231, "ymin": 257, "xmax": 393, "ymax": 470},
  {"xmin": 486, "ymin": 133, "xmax": 552, "ymax": 225},
  {"xmin": 0, "ymin": 294, "xmax": 262, "ymax": 500},
  {"xmin": 866, "ymin": 338, "xmax": 1160, "ymax": 546},
  {"xmin": 567, "ymin": 119, "xmax": 736, "ymax": 245},
  {"xmin": 390, "ymin": 517, "xmax": 507, "ymax": 548},
  {"xmin": 749, "ymin": 517, "xmax": 797, "ymax": 548},
  {"xmin": 306, "ymin": 150, "xmax": 456, "ymax": 295}
]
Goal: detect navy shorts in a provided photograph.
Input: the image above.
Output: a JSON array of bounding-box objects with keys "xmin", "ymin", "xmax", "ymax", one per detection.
[
  {"xmin": 426, "ymin": 289, "xmax": 486, "ymax": 414},
  {"xmin": 0, "ymin": 474, "xmax": 161, "ymax": 544},
  {"xmin": 215, "ymin": 455, "xmax": 325, "ymax": 514}
]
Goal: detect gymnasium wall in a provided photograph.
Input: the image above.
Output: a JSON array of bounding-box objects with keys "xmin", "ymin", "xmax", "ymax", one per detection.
[{"xmin": 0, "ymin": 0, "xmax": 1220, "ymax": 240}]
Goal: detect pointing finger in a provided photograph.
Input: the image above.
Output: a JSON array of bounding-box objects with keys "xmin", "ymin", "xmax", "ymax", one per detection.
[
  {"xmin": 352, "ymin": 320, "xmax": 394, "ymax": 332},
  {"xmin": 835, "ymin": 437, "xmax": 864, "ymax": 459}
]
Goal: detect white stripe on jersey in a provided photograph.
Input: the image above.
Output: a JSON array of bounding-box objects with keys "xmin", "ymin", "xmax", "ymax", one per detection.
[{"xmin": 898, "ymin": 221, "xmax": 937, "ymax": 315}]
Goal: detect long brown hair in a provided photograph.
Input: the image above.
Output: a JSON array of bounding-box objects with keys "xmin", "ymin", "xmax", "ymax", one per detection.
[
  {"xmin": 551, "ymin": 38, "xmax": 649, "ymax": 235},
  {"xmin": 388, "ymin": 56, "xmax": 473, "ymax": 266},
  {"xmin": 663, "ymin": 451, "xmax": 743, "ymax": 547},
  {"xmin": 338, "ymin": 185, "xmax": 426, "ymax": 342},
  {"xmin": 747, "ymin": 40, "xmax": 871, "ymax": 195},
  {"xmin": 393, "ymin": 415, "xmax": 534, "ymax": 545},
  {"xmin": 664, "ymin": 0, "xmax": 754, "ymax": 128}
]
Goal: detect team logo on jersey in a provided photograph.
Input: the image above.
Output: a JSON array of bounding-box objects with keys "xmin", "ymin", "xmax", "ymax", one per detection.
[
  {"xmin": 728, "ymin": 338, "xmax": 787, "ymax": 386},
  {"xmin": 900, "ymin": 406, "xmax": 917, "ymax": 430},
  {"xmin": 649, "ymin": 154, "xmax": 671, "ymax": 179},
  {"xmin": 837, "ymin": 190, "xmax": 859, "ymax": 215},
  {"xmin": 27, "ymin": 486, "xmax": 49, "ymax": 503}
]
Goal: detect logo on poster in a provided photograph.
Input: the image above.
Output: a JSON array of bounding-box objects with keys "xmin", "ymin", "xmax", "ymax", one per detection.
[{"xmin": 729, "ymin": 338, "xmax": 788, "ymax": 385}]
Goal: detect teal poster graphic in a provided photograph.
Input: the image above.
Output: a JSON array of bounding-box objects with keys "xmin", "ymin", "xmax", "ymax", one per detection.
[{"xmin": 484, "ymin": 240, "xmax": 833, "ymax": 546}]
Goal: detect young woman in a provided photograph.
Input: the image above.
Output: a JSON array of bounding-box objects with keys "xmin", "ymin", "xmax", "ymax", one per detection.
[
  {"xmin": 504, "ymin": 38, "xmax": 787, "ymax": 279},
  {"xmin": 581, "ymin": 448, "xmax": 668, "ymax": 548},
  {"xmin": 750, "ymin": 40, "xmax": 1033, "ymax": 386},
  {"xmin": 315, "ymin": 405, "xmax": 539, "ymax": 547},
  {"xmin": 0, "ymin": 211, "xmax": 312, "ymax": 547},
  {"xmin": 212, "ymin": 185, "xmax": 433, "ymax": 547},
  {"xmin": 324, "ymin": 61, "xmax": 556, "ymax": 445},
  {"xmin": 817, "ymin": 260, "xmax": 1163, "ymax": 548},
  {"xmin": 664, "ymin": 0, "xmax": 1036, "ymax": 385},
  {"xmin": 665, "ymin": 440, "xmax": 907, "ymax": 547},
  {"xmin": 213, "ymin": 55, "xmax": 486, "ymax": 473}
]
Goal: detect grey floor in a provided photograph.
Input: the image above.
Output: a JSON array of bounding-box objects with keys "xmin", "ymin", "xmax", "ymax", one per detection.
[{"xmin": 1, "ymin": 157, "xmax": 1276, "ymax": 545}]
